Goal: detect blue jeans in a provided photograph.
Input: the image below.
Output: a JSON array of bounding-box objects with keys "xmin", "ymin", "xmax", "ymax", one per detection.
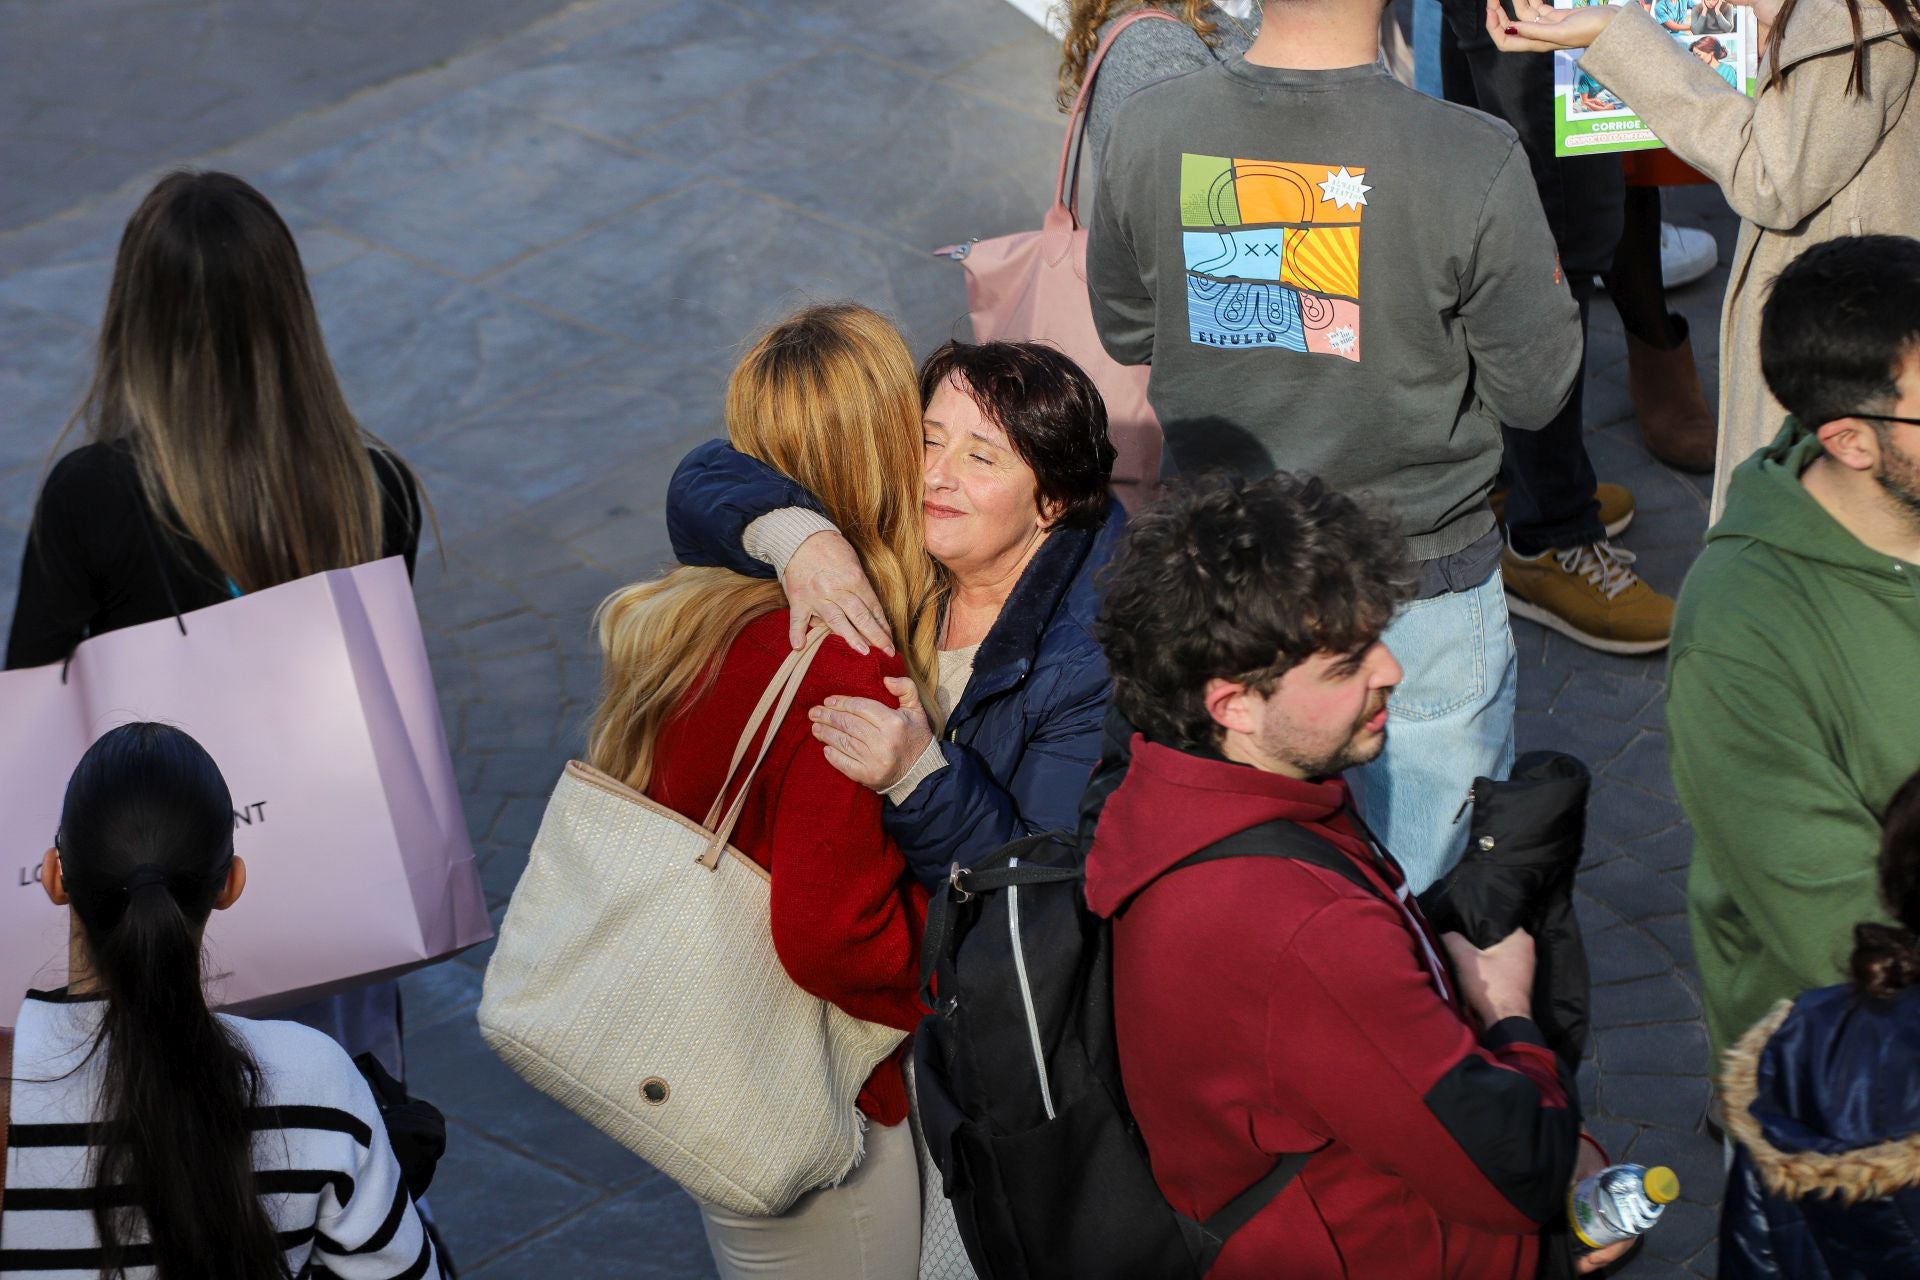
[
  {"xmin": 1413, "ymin": 0, "xmax": 1445, "ymax": 97},
  {"xmin": 1351, "ymin": 568, "xmax": 1517, "ymax": 895}
]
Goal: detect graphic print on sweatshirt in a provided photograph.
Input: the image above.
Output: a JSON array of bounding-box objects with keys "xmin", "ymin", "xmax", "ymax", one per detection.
[{"xmin": 1181, "ymin": 155, "xmax": 1366, "ymax": 360}]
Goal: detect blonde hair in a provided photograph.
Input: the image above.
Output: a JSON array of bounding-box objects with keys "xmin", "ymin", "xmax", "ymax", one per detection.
[
  {"xmin": 587, "ymin": 304, "xmax": 942, "ymax": 791},
  {"xmin": 1057, "ymin": 1, "xmax": 1221, "ymax": 110}
]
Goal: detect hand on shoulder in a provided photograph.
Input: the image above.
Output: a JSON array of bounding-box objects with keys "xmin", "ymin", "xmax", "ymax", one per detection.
[{"xmin": 808, "ymin": 672, "xmax": 933, "ymax": 792}]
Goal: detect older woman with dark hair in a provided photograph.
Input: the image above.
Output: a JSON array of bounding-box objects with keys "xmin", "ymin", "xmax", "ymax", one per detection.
[{"xmin": 667, "ymin": 338, "xmax": 1120, "ymax": 888}]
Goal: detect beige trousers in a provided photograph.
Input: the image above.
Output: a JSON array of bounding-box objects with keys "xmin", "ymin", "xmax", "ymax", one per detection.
[{"xmin": 698, "ymin": 1116, "xmax": 921, "ymax": 1280}]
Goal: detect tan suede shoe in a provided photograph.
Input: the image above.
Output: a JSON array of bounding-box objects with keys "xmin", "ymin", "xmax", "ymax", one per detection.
[{"xmin": 1502, "ymin": 541, "xmax": 1673, "ymax": 655}]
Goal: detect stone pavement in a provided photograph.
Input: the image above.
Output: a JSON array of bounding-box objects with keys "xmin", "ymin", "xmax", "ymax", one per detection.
[{"xmin": 0, "ymin": 1, "xmax": 1731, "ymax": 1274}]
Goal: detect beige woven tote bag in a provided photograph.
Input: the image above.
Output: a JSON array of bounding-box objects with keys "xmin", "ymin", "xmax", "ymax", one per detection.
[{"xmin": 477, "ymin": 630, "xmax": 908, "ymax": 1215}]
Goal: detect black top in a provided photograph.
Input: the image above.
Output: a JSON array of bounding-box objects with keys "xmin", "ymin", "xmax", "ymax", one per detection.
[{"xmin": 5, "ymin": 441, "xmax": 421, "ymax": 670}]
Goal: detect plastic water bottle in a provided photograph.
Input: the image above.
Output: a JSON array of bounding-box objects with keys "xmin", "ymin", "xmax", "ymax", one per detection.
[{"xmin": 1568, "ymin": 1162, "xmax": 1679, "ymax": 1249}]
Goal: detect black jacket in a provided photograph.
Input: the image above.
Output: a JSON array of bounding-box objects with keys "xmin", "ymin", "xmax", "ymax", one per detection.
[
  {"xmin": 1422, "ymin": 750, "xmax": 1594, "ymax": 1071},
  {"xmin": 7, "ymin": 441, "xmax": 421, "ymax": 670}
]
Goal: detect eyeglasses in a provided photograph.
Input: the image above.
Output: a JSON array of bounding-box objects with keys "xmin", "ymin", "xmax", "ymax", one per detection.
[{"xmin": 1849, "ymin": 413, "xmax": 1920, "ymax": 428}]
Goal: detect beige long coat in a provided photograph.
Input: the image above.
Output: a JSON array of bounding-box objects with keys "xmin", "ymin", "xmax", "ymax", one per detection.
[{"xmin": 1582, "ymin": 0, "xmax": 1919, "ymax": 521}]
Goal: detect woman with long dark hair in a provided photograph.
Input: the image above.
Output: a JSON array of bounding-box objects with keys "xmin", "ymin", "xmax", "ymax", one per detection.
[
  {"xmin": 1, "ymin": 722, "xmax": 435, "ymax": 1278},
  {"xmin": 1486, "ymin": 0, "xmax": 1920, "ymax": 521},
  {"xmin": 1718, "ymin": 766, "xmax": 1920, "ymax": 1274},
  {"xmin": 6, "ymin": 170, "xmax": 422, "ymax": 668},
  {"xmin": 4, "ymin": 169, "xmax": 427, "ymax": 1076}
]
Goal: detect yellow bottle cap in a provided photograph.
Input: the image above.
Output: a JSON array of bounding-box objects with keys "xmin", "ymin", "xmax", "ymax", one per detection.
[{"xmin": 1644, "ymin": 1166, "xmax": 1680, "ymax": 1205}]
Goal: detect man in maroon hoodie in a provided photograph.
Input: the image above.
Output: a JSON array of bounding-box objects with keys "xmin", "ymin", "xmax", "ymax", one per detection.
[{"xmin": 1086, "ymin": 472, "xmax": 1613, "ymax": 1278}]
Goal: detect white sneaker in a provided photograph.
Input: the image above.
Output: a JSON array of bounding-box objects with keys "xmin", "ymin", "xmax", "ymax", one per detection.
[{"xmin": 1660, "ymin": 222, "xmax": 1717, "ymax": 289}]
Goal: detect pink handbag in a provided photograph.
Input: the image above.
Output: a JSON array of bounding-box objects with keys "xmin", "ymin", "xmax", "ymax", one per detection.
[
  {"xmin": 0, "ymin": 557, "xmax": 490, "ymax": 1026},
  {"xmin": 936, "ymin": 8, "xmax": 1181, "ymax": 513}
]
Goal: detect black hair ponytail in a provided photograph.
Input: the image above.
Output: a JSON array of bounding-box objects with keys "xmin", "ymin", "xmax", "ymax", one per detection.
[
  {"xmin": 57, "ymin": 723, "xmax": 289, "ymax": 1280},
  {"xmin": 1853, "ymin": 767, "xmax": 1920, "ymax": 1003}
]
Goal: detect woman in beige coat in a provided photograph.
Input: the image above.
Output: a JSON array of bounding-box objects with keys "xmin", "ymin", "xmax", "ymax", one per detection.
[{"xmin": 1487, "ymin": 0, "xmax": 1919, "ymax": 520}]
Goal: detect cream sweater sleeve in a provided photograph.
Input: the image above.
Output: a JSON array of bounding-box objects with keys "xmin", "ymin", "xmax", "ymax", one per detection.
[
  {"xmin": 1580, "ymin": 3, "xmax": 1915, "ymax": 231},
  {"xmin": 884, "ymin": 738, "xmax": 949, "ymax": 805},
  {"xmin": 742, "ymin": 507, "xmax": 840, "ymax": 578}
]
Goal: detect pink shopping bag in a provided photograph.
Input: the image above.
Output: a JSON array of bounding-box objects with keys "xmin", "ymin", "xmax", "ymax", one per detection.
[
  {"xmin": 934, "ymin": 7, "xmax": 1179, "ymax": 514},
  {"xmin": 0, "ymin": 556, "xmax": 490, "ymax": 1026}
]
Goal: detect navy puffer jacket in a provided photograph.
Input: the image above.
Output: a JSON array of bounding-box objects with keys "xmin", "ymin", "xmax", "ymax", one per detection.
[
  {"xmin": 666, "ymin": 440, "xmax": 1122, "ymax": 890},
  {"xmin": 1720, "ymin": 982, "xmax": 1920, "ymax": 1279}
]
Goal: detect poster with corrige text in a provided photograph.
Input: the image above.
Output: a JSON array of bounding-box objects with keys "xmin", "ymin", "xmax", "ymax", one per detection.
[{"xmin": 1553, "ymin": 0, "xmax": 1758, "ymax": 156}]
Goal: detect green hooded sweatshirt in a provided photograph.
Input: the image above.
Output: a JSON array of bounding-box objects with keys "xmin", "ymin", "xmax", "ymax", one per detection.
[{"xmin": 1669, "ymin": 419, "xmax": 1920, "ymax": 1068}]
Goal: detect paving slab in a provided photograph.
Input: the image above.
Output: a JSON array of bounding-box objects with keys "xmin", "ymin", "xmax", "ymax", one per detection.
[{"xmin": 0, "ymin": 0, "xmax": 581, "ymax": 233}]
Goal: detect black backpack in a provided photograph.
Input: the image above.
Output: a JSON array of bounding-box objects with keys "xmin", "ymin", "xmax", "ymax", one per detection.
[{"xmin": 913, "ymin": 818, "xmax": 1391, "ymax": 1279}]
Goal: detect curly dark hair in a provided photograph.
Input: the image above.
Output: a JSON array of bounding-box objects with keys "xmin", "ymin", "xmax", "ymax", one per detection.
[
  {"xmin": 1852, "ymin": 767, "xmax": 1920, "ymax": 1000},
  {"xmin": 1096, "ymin": 472, "xmax": 1413, "ymax": 753},
  {"xmin": 919, "ymin": 340, "xmax": 1117, "ymax": 531}
]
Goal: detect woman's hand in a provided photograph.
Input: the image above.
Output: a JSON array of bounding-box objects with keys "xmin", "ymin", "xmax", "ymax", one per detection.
[
  {"xmin": 810, "ymin": 677, "xmax": 934, "ymax": 791},
  {"xmin": 784, "ymin": 530, "xmax": 895, "ymax": 656},
  {"xmin": 1486, "ymin": 0, "xmax": 1619, "ymax": 51}
]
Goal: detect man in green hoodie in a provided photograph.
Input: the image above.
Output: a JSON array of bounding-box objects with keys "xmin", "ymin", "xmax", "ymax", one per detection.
[{"xmin": 1670, "ymin": 235, "xmax": 1920, "ymax": 1070}]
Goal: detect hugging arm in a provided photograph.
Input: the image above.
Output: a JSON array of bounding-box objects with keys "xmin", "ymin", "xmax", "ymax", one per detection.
[{"xmin": 666, "ymin": 439, "xmax": 823, "ymax": 579}]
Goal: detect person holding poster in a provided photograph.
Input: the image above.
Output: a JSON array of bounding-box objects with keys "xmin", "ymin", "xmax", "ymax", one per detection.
[
  {"xmin": 1487, "ymin": 0, "xmax": 1920, "ymax": 521},
  {"xmin": 1437, "ymin": 0, "xmax": 1683, "ymax": 659}
]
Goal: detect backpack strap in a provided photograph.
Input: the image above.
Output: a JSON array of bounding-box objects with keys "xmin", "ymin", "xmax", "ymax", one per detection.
[
  {"xmin": 1168, "ymin": 816, "xmax": 1388, "ymax": 900},
  {"xmin": 1163, "ymin": 816, "xmax": 1387, "ymax": 1263},
  {"xmin": 1192, "ymin": 1146, "xmax": 1315, "ymax": 1256},
  {"xmin": 919, "ymin": 854, "xmax": 1081, "ymax": 1008},
  {"xmin": 1172, "ymin": 813, "xmax": 1452, "ymax": 1005}
]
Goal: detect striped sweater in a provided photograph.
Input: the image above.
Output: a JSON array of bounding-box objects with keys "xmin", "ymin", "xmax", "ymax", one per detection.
[{"xmin": 2, "ymin": 990, "xmax": 436, "ymax": 1279}]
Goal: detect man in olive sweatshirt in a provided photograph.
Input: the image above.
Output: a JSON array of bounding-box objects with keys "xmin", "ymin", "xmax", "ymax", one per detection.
[
  {"xmin": 1669, "ymin": 236, "xmax": 1920, "ymax": 1067},
  {"xmin": 1085, "ymin": 0, "xmax": 1583, "ymax": 893}
]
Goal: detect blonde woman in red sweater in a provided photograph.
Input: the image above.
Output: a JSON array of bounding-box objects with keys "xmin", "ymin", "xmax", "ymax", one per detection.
[{"xmin": 586, "ymin": 303, "xmax": 941, "ymax": 1279}]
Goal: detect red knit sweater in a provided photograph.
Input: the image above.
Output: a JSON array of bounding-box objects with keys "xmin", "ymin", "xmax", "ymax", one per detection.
[{"xmin": 647, "ymin": 611, "xmax": 929, "ymax": 1125}]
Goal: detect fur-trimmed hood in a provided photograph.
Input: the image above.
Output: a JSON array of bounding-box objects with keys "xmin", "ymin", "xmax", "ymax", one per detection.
[{"xmin": 1722, "ymin": 987, "xmax": 1920, "ymax": 1204}]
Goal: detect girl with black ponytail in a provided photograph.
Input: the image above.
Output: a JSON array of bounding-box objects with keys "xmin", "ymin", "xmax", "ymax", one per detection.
[
  {"xmin": 1717, "ymin": 767, "xmax": 1920, "ymax": 1277},
  {"xmin": 1, "ymin": 722, "xmax": 436, "ymax": 1280}
]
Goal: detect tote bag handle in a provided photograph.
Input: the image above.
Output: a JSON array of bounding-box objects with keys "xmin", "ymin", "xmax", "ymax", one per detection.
[
  {"xmin": 695, "ymin": 627, "xmax": 832, "ymax": 869},
  {"xmin": 1053, "ymin": 7, "xmax": 1187, "ymax": 230}
]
